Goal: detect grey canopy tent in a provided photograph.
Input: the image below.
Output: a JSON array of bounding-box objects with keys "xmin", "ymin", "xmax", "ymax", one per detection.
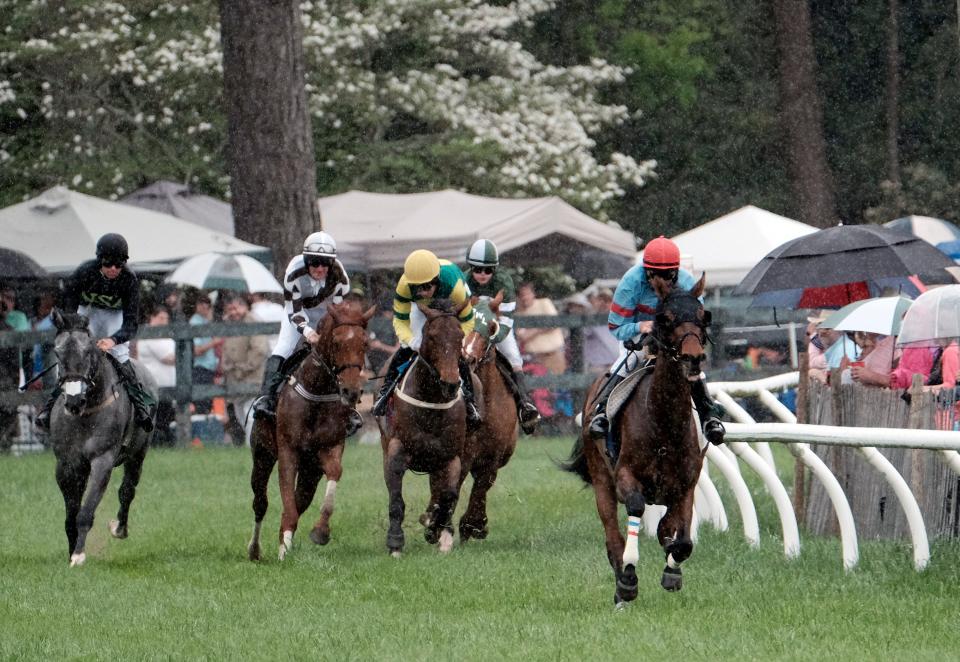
[
  {"xmin": 0, "ymin": 186, "xmax": 268, "ymax": 274},
  {"xmin": 121, "ymin": 180, "xmax": 235, "ymax": 236},
  {"xmin": 316, "ymin": 189, "xmax": 637, "ymax": 278}
]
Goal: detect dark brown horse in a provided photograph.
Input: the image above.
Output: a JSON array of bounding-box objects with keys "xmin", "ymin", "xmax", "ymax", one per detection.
[
  {"xmin": 377, "ymin": 299, "xmax": 468, "ymax": 557},
  {"xmin": 564, "ymin": 275, "xmax": 710, "ymax": 607},
  {"xmin": 456, "ymin": 292, "xmax": 518, "ymax": 541},
  {"xmin": 247, "ymin": 301, "xmax": 374, "ymax": 561}
]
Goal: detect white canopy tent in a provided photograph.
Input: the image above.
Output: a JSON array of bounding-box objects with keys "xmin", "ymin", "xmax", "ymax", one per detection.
[
  {"xmin": 637, "ymin": 205, "xmax": 818, "ymax": 288},
  {"xmin": 0, "ymin": 186, "xmax": 268, "ymax": 274},
  {"xmin": 317, "ymin": 190, "xmax": 637, "ymax": 278}
]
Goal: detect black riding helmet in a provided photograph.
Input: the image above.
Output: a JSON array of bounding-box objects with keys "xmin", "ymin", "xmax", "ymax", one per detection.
[{"xmin": 96, "ymin": 233, "xmax": 129, "ymax": 261}]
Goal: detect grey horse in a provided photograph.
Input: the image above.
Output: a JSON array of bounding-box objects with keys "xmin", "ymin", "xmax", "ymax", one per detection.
[{"xmin": 49, "ymin": 311, "xmax": 157, "ymax": 566}]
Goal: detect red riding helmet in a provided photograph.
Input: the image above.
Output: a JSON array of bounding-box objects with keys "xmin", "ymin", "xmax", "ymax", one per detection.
[{"xmin": 642, "ymin": 236, "xmax": 680, "ymax": 269}]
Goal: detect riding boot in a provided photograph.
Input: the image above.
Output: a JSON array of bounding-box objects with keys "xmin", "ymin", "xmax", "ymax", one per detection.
[
  {"xmin": 116, "ymin": 360, "xmax": 156, "ymax": 432},
  {"xmin": 691, "ymin": 376, "xmax": 726, "ymax": 445},
  {"xmin": 587, "ymin": 372, "xmax": 626, "ymax": 439},
  {"xmin": 252, "ymin": 355, "xmax": 286, "ymax": 421},
  {"xmin": 35, "ymin": 386, "xmax": 61, "ymax": 432},
  {"xmin": 507, "ymin": 368, "xmax": 540, "ymax": 435},
  {"xmin": 458, "ymin": 358, "xmax": 482, "ymax": 429},
  {"xmin": 372, "ymin": 347, "xmax": 415, "ymax": 417}
]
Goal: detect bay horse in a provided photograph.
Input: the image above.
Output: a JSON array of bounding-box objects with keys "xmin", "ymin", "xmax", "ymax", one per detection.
[
  {"xmin": 563, "ymin": 275, "xmax": 710, "ymax": 606},
  {"xmin": 377, "ymin": 299, "xmax": 470, "ymax": 557},
  {"xmin": 49, "ymin": 310, "xmax": 157, "ymax": 566},
  {"xmin": 455, "ymin": 292, "xmax": 518, "ymax": 541},
  {"xmin": 247, "ymin": 300, "xmax": 374, "ymax": 561}
]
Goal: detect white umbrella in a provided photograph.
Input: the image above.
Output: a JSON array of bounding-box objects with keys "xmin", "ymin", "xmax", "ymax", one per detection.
[
  {"xmin": 897, "ymin": 285, "xmax": 960, "ymax": 346},
  {"xmin": 166, "ymin": 253, "xmax": 282, "ymax": 294},
  {"xmin": 820, "ymin": 296, "xmax": 913, "ymax": 336}
]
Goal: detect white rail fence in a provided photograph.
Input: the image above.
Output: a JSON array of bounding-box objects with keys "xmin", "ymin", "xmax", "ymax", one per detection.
[{"xmin": 677, "ymin": 371, "xmax": 960, "ymax": 572}]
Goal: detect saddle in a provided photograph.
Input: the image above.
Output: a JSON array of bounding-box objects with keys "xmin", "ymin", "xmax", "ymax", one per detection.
[{"xmin": 600, "ymin": 359, "xmax": 655, "ymax": 465}]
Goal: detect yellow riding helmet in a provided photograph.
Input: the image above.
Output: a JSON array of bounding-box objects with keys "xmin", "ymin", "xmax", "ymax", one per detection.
[{"xmin": 403, "ymin": 249, "xmax": 441, "ymax": 284}]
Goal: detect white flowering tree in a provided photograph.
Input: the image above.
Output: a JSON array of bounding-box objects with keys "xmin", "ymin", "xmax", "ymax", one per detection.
[{"xmin": 0, "ymin": 0, "xmax": 655, "ymax": 226}]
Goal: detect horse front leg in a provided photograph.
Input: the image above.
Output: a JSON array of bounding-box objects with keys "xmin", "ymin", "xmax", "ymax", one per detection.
[
  {"xmin": 56, "ymin": 458, "xmax": 88, "ymax": 562},
  {"xmin": 459, "ymin": 462, "xmax": 496, "ymax": 542},
  {"xmin": 657, "ymin": 490, "xmax": 695, "ymax": 592},
  {"xmin": 71, "ymin": 452, "xmax": 117, "ymax": 566},
  {"xmin": 383, "ymin": 437, "xmax": 407, "ymax": 557},
  {"xmin": 111, "ymin": 445, "xmax": 147, "ymax": 539},
  {"xmin": 614, "ymin": 467, "xmax": 646, "ymax": 605},
  {"xmin": 248, "ymin": 436, "xmax": 276, "ymax": 561},
  {"xmin": 276, "ymin": 442, "xmax": 301, "ymax": 561},
  {"xmin": 427, "ymin": 456, "xmax": 461, "ymax": 553},
  {"xmin": 310, "ymin": 445, "xmax": 344, "ymax": 546},
  {"xmin": 294, "ymin": 452, "xmax": 322, "ymax": 517}
]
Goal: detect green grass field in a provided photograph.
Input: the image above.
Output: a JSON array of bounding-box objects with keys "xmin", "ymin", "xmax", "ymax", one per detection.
[{"xmin": 2, "ymin": 437, "xmax": 959, "ymax": 661}]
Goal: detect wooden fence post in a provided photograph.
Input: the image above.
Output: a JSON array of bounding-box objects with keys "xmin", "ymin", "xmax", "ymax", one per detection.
[{"xmin": 908, "ymin": 374, "xmax": 927, "ymax": 509}]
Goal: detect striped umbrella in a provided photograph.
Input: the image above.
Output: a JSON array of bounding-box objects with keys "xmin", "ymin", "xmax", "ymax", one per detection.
[
  {"xmin": 165, "ymin": 252, "xmax": 282, "ymax": 293},
  {"xmin": 820, "ymin": 295, "xmax": 913, "ymax": 336}
]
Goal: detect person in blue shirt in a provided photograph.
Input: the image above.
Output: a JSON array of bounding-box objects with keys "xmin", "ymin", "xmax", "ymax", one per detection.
[{"xmin": 587, "ymin": 236, "xmax": 725, "ymax": 446}]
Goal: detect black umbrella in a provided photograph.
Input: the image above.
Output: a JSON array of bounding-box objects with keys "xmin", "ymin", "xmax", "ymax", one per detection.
[
  {"xmin": 734, "ymin": 224, "xmax": 958, "ymax": 296},
  {"xmin": 0, "ymin": 246, "xmax": 48, "ymax": 280}
]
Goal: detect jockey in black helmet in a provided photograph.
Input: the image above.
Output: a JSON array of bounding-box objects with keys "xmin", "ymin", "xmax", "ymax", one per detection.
[{"xmin": 36, "ymin": 233, "xmax": 156, "ymax": 432}]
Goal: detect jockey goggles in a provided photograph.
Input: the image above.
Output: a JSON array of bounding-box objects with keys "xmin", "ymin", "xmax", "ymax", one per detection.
[
  {"xmin": 471, "ymin": 266, "xmax": 495, "ymax": 275},
  {"xmin": 305, "ymin": 255, "xmax": 334, "ymax": 269},
  {"xmin": 645, "ymin": 268, "xmax": 678, "ymax": 283},
  {"xmin": 414, "ymin": 277, "xmax": 440, "ymax": 294},
  {"xmin": 100, "ymin": 257, "xmax": 126, "ymax": 269}
]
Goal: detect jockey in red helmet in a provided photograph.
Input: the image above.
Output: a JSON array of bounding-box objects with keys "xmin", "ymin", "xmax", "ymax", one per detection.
[{"xmin": 587, "ymin": 236, "xmax": 725, "ymax": 452}]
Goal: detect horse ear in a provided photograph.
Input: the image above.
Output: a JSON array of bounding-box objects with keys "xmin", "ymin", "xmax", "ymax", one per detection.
[
  {"xmin": 362, "ymin": 305, "xmax": 376, "ymax": 323},
  {"xmin": 690, "ymin": 272, "xmax": 706, "ymax": 298},
  {"xmin": 493, "ymin": 289, "xmax": 504, "ymax": 307},
  {"xmin": 487, "ymin": 319, "xmax": 499, "ymax": 338},
  {"xmin": 77, "ymin": 314, "xmax": 90, "ymax": 332},
  {"xmin": 651, "ymin": 276, "xmax": 671, "ymax": 301},
  {"xmin": 417, "ymin": 301, "xmax": 438, "ymax": 319},
  {"xmin": 470, "ymin": 294, "xmax": 479, "ymax": 306},
  {"xmin": 52, "ymin": 308, "xmax": 66, "ymax": 331}
]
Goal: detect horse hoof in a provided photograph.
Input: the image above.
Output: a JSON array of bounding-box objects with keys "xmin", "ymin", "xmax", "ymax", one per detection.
[
  {"xmin": 438, "ymin": 530, "xmax": 454, "ymax": 553},
  {"xmin": 390, "ymin": 550, "xmax": 402, "ymax": 559},
  {"xmin": 661, "ymin": 566, "xmax": 683, "ymax": 592},
  {"xmin": 69, "ymin": 552, "xmax": 86, "ymax": 567},
  {"xmin": 109, "ymin": 519, "xmax": 127, "ymax": 539},
  {"xmin": 616, "ymin": 564, "xmax": 639, "ymax": 602},
  {"xmin": 459, "ymin": 521, "xmax": 488, "ymax": 541},
  {"xmin": 424, "ymin": 527, "xmax": 439, "ymax": 545},
  {"xmin": 309, "ymin": 527, "xmax": 330, "ymax": 546},
  {"xmin": 248, "ymin": 543, "xmax": 261, "ymax": 562}
]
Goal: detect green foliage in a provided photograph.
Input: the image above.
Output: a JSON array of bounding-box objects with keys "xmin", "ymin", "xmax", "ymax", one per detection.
[{"xmin": 2, "ymin": 441, "xmax": 960, "ymax": 659}]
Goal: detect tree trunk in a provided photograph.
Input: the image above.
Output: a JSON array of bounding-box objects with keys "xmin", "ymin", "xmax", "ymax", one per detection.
[
  {"xmin": 219, "ymin": 0, "xmax": 318, "ymax": 270},
  {"xmin": 772, "ymin": 0, "xmax": 838, "ymax": 228},
  {"xmin": 885, "ymin": 0, "xmax": 901, "ymax": 188}
]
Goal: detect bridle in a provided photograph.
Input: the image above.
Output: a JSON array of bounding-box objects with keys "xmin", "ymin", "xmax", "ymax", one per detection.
[
  {"xmin": 291, "ymin": 318, "xmax": 366, "ymax": 402},
  {"xmin": 647, "ymin": 291, "xmax": 711, "ymax": 364}
]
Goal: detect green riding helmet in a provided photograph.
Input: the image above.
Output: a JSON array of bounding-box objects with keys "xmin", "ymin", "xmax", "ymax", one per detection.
[{"xmin": 466, "ymin": 239, "xmax": 499, "ymax": 267}]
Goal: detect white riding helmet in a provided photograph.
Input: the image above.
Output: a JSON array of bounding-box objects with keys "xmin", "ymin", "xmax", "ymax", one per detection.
[
  {"xmin": 466, "ymin": 239, "xmax": 499, "ymax": 267},
  {"xmin": 303, "ymin": 231, "xmax": 337, "ymax": 258}
]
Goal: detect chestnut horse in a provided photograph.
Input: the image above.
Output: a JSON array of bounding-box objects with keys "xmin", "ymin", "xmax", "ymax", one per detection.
[
  {"xmin": 563, "ymin": 275, "xmax": 711, "ymax": 607},
  {"xmin": 247, "ymin": 301, "xmax": 374, "ymax": 561},
  {"xmin": 456, "ymin": 293, "xmax": 518, "ymax": 541},
  {"xmin": 377, "ymin": 299, "xmax": 469, "ymax": 557}
]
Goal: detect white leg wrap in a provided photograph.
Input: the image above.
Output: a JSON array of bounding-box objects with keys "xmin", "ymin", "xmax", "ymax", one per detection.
[
  {"xmin": 667, "ymin": 553, "xmax": 679, "ymax": 569},
  {"xmin": 438, "ymin": 529, "xmax": 454, "ymax": 553},
  {"xmin": 279, "ymin": 530, "xmax": 293, "ymax": 561},
  {"xmin": 622, "ymin": 515, "xmax": 642, "ymax": 566},
  {"xmin": 322, "ymin": 480, "xmax": 338, "ymax": 513}
]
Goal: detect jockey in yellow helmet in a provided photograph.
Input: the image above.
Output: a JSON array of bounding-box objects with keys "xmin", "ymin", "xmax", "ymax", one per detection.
[{"xmin": 372, "ymin": 249, "xmax": 481, "ymax": 425}]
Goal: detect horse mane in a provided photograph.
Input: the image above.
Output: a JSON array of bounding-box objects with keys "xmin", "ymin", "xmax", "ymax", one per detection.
[{"xmin": 428, "ymin": 298, "xmax": 456, "ymax": 315}]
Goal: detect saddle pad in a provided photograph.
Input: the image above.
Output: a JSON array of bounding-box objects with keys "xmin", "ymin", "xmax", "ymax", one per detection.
[{"xmin": 604, "ymin": 363, "xmax": 654, "ymax": 421}]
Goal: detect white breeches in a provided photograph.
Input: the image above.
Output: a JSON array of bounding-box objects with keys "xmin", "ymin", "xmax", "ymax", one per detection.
[
  {"xmin": 609, "ymin": 333, "xmax": 647, "ymax": 377},
  {"xmin": 77, "ymin": 305, "xmax": 129, "ymax": 363},
  {"xmin": 271, "ymin": 306, "xmax": 330, "ymax": 358},
  {"xmin": 496, "ymin": 326, "xmax": 522, "ymax": 370},
  {"xmin": 401, "ymin": 304, "xmax": 428, "ymax": 352}
]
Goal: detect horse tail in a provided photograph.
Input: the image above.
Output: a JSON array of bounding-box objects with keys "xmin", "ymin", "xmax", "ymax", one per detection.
[{"xmin": 558, "ymin": 434, "xmax": 592, "ymax": 484}]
